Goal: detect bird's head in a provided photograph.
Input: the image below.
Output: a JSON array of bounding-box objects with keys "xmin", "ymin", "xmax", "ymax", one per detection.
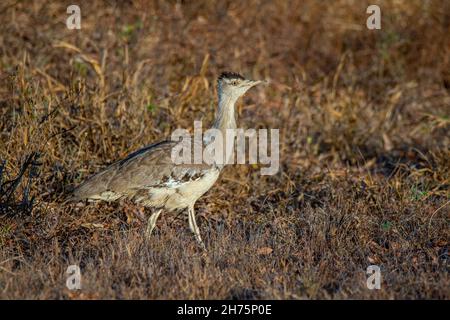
[{"xmin": 217, "ymin": 72, "xmax": 266, "ymax": 101}]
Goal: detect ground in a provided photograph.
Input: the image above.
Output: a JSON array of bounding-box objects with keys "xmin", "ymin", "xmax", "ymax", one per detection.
[{"xmin": 0, "ymin": 0, "xmax": 449, "ymax": 299}]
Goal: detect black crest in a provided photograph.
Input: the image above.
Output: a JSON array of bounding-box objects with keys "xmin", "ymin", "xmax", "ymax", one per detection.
[{"xmin": 218, "ymin": 71, "xmax": 245, "ymax": 82}]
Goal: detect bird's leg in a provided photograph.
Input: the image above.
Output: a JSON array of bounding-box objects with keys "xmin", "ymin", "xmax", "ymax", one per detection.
[
  {"xmin": 146, "ymin": 208, "xmax": 162, "ymax": 238},
  {"xmin": 188, "ymin": 205, "xmax": 205, "ymax": 249}
]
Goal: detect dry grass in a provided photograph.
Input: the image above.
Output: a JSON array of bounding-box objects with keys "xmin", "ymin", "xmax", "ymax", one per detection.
[{"xmin": 0, "ymin": 0, "xmax": 449, "ymax": 299}]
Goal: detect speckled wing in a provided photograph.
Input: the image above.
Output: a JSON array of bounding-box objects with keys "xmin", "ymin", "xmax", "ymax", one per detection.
[{"xmin": 67, "ymin": 140, "xmax": 214, "ymax": 202}]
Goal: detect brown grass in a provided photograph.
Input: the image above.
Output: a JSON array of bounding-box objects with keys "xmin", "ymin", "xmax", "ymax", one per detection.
[{"xmin": 0, "ymin": 0, "xmax": 449, "ymax": 299}]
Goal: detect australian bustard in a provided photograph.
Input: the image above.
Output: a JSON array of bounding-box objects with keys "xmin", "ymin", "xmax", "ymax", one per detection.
[{"xmin": 67, "ymin": 72, "xmax": 266, "ymax": 247}]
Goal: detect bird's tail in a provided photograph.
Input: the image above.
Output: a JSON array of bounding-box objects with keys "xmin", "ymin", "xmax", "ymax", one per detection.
[{"xmin": 61, "ymin": 188, "xmax": 82, "ymax": 205}]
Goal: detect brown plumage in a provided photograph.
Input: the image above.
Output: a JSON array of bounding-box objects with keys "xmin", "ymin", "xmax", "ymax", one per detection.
[{"xmin": 66, "ymin": 72, "xmax": 266, "ymax": 247}]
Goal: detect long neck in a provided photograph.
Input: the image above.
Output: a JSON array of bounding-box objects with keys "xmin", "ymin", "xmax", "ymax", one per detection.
[
  {"xmin": 213, "ymin": 91, "xmax": 237, "ymax": 131},
  {"xmin": 208, "ymin": 89, "xmax": 238, "ymax": 168}
]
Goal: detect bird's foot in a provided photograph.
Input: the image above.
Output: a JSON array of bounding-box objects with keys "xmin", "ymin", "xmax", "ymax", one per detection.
[{"xmin": 196, "ymin": 238, "xmax": 207, "ymax": 251}]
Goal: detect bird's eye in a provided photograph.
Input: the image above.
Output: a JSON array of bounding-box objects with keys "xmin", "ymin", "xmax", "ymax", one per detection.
[{"xmin": 231, "ymin": 80, "xmax": 238, "ymax": 86}]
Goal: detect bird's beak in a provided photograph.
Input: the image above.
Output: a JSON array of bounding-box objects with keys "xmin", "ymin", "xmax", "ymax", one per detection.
[{"xmin": 245, "ymin": 79, "xmax": 268, "ymax": 88}]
